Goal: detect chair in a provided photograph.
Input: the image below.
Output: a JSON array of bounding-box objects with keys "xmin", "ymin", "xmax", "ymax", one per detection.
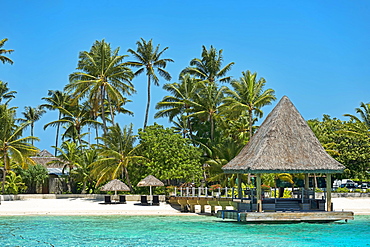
[
  {"xmin": 141, "ymin": 195, "xmax": 149, "ymax": 205},
  {"xmin": 104, "ymin": 195, "xmax": 112, "ymax": 204},
  {"xmin": 152, "ymin": 195, "xmax": 160, "ymax": 206},
  {"xmin": 119, "ymin": 195, "xmax": 126, "ymax": 204}
]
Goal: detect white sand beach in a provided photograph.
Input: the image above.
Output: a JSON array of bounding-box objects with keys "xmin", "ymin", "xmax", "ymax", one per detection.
[
  {"xmin": 0, "ymin": 198, "xmax": 190, "ymax": 216},
  {"xmin": 332, "ymin": 198, "xmax": 370, "ymax": 215},
  {"xmin": 0, "ymin": 197, "xmax": 368, "ymax": 216}
]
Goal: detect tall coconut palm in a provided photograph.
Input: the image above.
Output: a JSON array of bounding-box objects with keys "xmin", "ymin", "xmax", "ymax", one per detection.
[
  {"xmin": 20, "ymin": 106, "xmax": 46, "ymax": 145},
  {"xmin": 44, "ymin": 104, "xmax": 102, "ymax": 146},
  {"xmin": 186, "ymin": 81, "xmax": 227, "ymax": 141},
  {"xmin": 66, "ymin": 39, "xmax": 134, "ymax": 134},
  {"xmin": 0, "ymin": 105, "xmax": 38, "ymax": 194},
  {"xmin": 127, "ymin": 38, "xmax": 174, "ymax": 128},
  {"xmin": 155, "ymin": 74, "xmax": 200, "ymax": 138},
  {"xmin": 181, "ymin": 45, "xmax": 234, "ymax": 85},
  {"xmin": 155, "ymin": 74, "xmax": 200, "ymax": 121},
  {"xmin": 41, "ymin": 90, "xmax": 72, "ymax": 155},
  {"xmin": 92, "ymin": 124, "xmax": 143, "ymax": 190},
  {"xmin": 0, "ymin": 81, "xmax": 17, "ymax": 104},
  {"xmin": 222, "ymin": 70, "xmax": 276, "ymax": 140},
  {"xmin": 0, "ymin": 38, "xmax": 14, "ymax": 65}
]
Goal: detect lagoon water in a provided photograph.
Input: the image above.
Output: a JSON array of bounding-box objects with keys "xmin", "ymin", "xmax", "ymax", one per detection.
[{"xmin": 0, "ymin": 215, "xmax": 369, "ymax": 246}]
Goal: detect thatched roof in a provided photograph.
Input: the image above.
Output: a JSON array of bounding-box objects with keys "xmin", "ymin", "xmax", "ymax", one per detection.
[
  {"xmin": 137, "ymin": 175, "xmax": 164, "ymax": 187},
  {"xmin": 222, "ymin": 96, "xmax": 345, "ymax": 174},
  {"xmin": 101, "ymin": 179, "xmax": 130, "ymax": 191},
  {"xmin": 30, "ymin": 150, "xmax": 65, "ymax": 168}
]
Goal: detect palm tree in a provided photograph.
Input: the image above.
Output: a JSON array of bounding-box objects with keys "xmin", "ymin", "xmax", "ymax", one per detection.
[
  {"xmin": 155, "ymin": 74, "xmax": 200, "ymax": 121},
  {"xmin": 186, "ymin": 81, "xmax": 227, "ymax": 141},
  {"xmin": 0, "ymin": 105, "xmax": 38, "ymax": 194},
  {"xmin": 91, "ymin": 124, "xmax": 143, "ymax": 190},
  {"xmin": 127, "ymin": 38, "xmax": 174, "ymax": 128},
  {"xmin": 66, "ymin": 39, "xmax": 134, "ymax": 134},
  {"xmin": 222, "ymin": 70, "xmax": 276, "ymax": 140},
  {"xmin": 72, "ymin": 149, "xmax": 98, "ymax": 194},
  {"xmin": 41, "ymin": 90, "xmax": 72, "ymax": 155},
  {"xmin": 0, "ymin": 38, "xmax": 14, "ymax": 65},
  {"xmin": 172, "ymin": 115, "xmax": 191, "ymax": 139},
  {"xmin": 205, "ymin": 138, "xmax": 245, "ymax": 186},
  {"xmin": 155, "ymin": 74, "xmax": 200, "ymax": 138},
  {"xmin": 0, "ymin": 81, "xmax": 17, "ymax": 104},
  {"xmin": 344, "ymin": 102, "xmax": 370, "ymax": 139},
  {"xmin": 181, "ymin": 45, "xmax": 234, "ymax": 85},
  {"xmin": 20, "ymin": 106, "xmax": 46, "ymax": 145},
  {"xmin": 52, "ymin": 141, "xmax": 81, "ymax": 193},
  {"xmin": 44, "ymin": 104, "xmax": 102, "ymax": 146}
]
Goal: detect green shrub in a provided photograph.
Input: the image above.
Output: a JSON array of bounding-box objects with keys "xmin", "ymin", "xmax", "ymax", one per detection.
[
  {"xmin": 335, "ymin": 187, "xmax": 349, "ymax": 193},
  {"xmin": 315, "ymin": 188, "xmax": 323, "ymax": 193},
  {"xmin": 354, "ymin": 189, "xmax": 362, "ymax": 193},
  {"xmin": 366, "ymin": 188, "xmax": 370, "ymax": 193}
]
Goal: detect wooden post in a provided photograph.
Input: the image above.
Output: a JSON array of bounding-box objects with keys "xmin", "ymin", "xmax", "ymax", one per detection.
[
  {"xmin": 256, "ymin": 174, "xmax": 262, "ymax": 212},
  {"xmin": 326, "ymin": 174, "xmax": 332, "ymax": 212},
  {"xmin": 304, "ymin": 173, "xmax": 309, "ymax": 200},
  {"xmin": 237, "ymin": 173, "xmax": 242, "ymax": 199}
]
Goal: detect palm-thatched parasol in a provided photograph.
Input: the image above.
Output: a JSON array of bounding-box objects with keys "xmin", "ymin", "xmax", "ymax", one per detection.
[
  {"xmin": 137, "ymin": 175, "xmax": 164, "ymax": 204},
  {"xmin": 101, "ymin": 179, "xmax": 130, "ymax": 196}
]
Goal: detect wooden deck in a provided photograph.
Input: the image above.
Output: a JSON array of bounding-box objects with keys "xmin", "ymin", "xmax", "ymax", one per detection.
[
  {"xmin": 168, "ymin": 196, "xmax": 354, "ymax": 223},
  {"xmin": 216, "ymin": 210, "xmax": 354, "ymax": 223}
]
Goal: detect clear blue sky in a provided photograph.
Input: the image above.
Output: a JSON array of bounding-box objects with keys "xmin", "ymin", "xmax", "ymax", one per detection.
[{"xmin": 2, "ymin": 0, "xmax": 370, "ymax": 151}]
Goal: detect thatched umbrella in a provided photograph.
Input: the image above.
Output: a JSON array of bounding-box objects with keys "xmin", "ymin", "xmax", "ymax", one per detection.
[
  {"xmin": 101, "ymin": 179, "xmax": 130, "ymax": 196},
  {"xmin": 137, "ymin": 175, "xmax": 164, "ymax": 204}
]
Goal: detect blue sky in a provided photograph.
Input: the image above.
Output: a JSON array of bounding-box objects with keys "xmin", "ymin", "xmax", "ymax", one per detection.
[{"xmin": 2, "ymin": 0, "xmax": 370, "ymax": 151}]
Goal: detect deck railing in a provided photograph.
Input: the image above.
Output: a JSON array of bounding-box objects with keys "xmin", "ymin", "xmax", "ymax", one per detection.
[
  {"xmin": 172, "ymin": 187, "xmax": 236, "ymax": 198},
  {"xmin": 171, "ymin": 187, "xmax": 320, "ymax": 201}
]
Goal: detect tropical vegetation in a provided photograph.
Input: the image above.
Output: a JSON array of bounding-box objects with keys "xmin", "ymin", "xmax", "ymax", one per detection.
[{"xmin": 0, "ymin": 37, "xmax": 369, "ymax": 195}]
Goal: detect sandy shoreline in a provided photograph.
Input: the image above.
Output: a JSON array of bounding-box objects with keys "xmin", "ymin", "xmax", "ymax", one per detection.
[
  {"xmin": 0, "ymin": 197, "xmax": 368, "ymax": 216},
  {"xmin": 0, "ymin": 198, "xmax": 192, "ymax": 216}
]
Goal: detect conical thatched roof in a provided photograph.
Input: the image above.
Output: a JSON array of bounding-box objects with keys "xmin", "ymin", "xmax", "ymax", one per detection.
[
  {"xmin": 222, "ymin": 96, "xmax": 345, "ymax": 174},
  {"xmin": 30, "ymin": 150, "xmax": 64, "ymax": 168},
  {"xmin": 101, "ymin": 179, "xmax": 130, "ymax": 191},
  {"xmin": 137, "ymin": 175, "xmax": 164, "ymax": 187}
]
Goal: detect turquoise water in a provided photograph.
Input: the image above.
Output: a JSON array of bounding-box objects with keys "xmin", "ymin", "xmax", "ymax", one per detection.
[{"xmin": 0, "ymin": 215, "xmax": 369, "ymax": 247}]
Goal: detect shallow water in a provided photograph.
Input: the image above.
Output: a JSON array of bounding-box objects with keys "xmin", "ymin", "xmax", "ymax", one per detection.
[{"xmin": 0, "ymin": 215, "xmax": 369, "ymax": 246}]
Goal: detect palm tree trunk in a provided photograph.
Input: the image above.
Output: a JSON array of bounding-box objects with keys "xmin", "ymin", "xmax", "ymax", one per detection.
[
  {"xmin": 107, "ymin": 94, "xmax": 115, "ymax": 125},
  {"xmin": 95, "ymin": 127, "xmax": 99, "ymax": 145},
  {"xmin": 124, "ymin": 167, "xmax": 133, "ymax": 191},
  {"xmin": 31, "ymin": 123, "xmax": 34, "ymax": 146},
  {"xmin": 81, "ymin": 180, "xmax": 87, "ymax": 194},
  {"xmin": 55, "ymin": 112, "xmax": 61, "ymax": 156},
  {"xmin": 144, "ymin": 76, "xmax": 151, "ymax": 129},
  {"xmin": 210, "ymin": 115, "xmax": 214, "ymax": 140},
  {"xmin": 2, "ymin": 155, "xmax": 7, "ymax": 194},
  {"xmin": 249, "ymin": 109, "xmax": 253, "ymax": 141},
  {"xmin": 248, "ymin": 109, "xmax": 253, "ymax": 184},
  {"xmin": 100, "ymin": 85, "xmax": 107, "ymax": 135}
]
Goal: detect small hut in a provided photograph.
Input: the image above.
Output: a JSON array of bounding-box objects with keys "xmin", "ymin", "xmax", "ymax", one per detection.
[
  {"xmin": 222, "ymin": 96, "xmax": 345, "ymax": 212},
  {"xmin": 30, "ymin": 150, "xmax": 67, "ymax": 194}
]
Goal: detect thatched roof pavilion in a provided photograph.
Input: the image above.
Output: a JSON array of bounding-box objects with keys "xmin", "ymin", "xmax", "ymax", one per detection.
[
  {"xmin": 222, "ymin": 96, "xmax": 345, "ymax": 212},
  {"xmin": 222, "ymin": 96, "xmax": 345, "ymax": 174},
  {"xmin": 30, "ymin": 150, "xmax": 64, "ymax": 168}
]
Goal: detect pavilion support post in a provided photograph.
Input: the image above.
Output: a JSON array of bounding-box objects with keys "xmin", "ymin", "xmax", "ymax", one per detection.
[
  {"xmin": 237, "ymin": 174, "xmax": 242, "ymax": 199},
  {"xmin": 326, "ymin": 174, "xmax": 332, "ymax": 212},
  {"xmin": 304, "ymin": 173, "xmax": 309, "ymax": 199},
  {"xmin": 256, "ymin": 174, "xmax": 262, "ymax": 212}
]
